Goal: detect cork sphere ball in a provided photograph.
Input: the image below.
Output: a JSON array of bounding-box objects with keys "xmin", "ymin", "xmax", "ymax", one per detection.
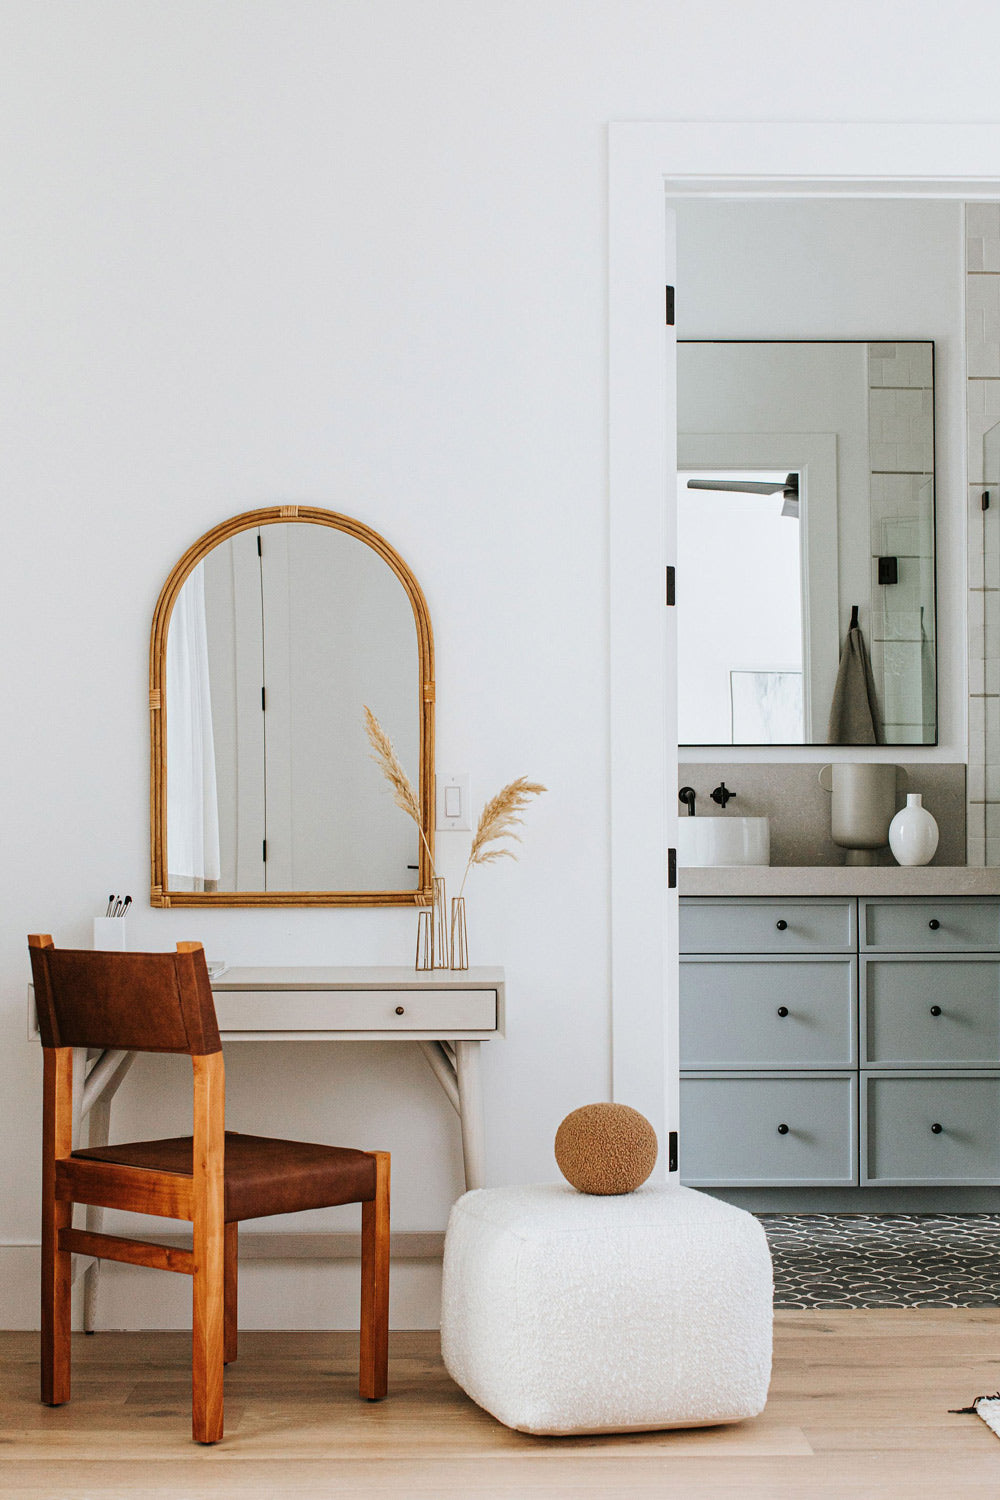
[{"xmin": 554, "ymin": 1103, "xmax": 659, "ymax": 1195}]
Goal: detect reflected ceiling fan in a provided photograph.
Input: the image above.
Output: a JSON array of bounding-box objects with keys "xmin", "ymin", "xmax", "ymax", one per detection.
[{"xmin": 686, "ymin": 471, "xmax": 799, "ymax": 518}]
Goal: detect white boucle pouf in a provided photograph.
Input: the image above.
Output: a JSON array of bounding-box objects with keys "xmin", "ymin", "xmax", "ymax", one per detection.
[{"xmin": 441, "ymin": 1183, "xmax": 773, "ymax": 1435}]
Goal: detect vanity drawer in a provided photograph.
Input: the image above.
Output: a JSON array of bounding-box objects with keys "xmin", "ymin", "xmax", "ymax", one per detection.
[
  {"xmin": 212, "ymin": 989, "xmax": 498, "ymax": 1034},
  {"xmin": 679, "ymin": 1073, "xmax": 857, "ymax": 1187},
  {"xmin": 861, "ymin": 898, "xmax": 1000, "ymax": 953},
  {"xmin": 862, "ymin": 1072, "xmax": 1000, "ymax": 1185},
  {"xmin": 680, "ymin": 956, "xmax": 856, "ymax": 1068},
  {"xmin": 862, "ymin": 957, "xmax": 1000, "ymax": 1066},
  {"xmin": 680, "ymin": 898, "xmax": 856, "ymax": 954}
]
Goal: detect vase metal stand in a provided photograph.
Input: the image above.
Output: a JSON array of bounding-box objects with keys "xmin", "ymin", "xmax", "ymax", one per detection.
[{"xmin": 450, "ymin": 896, "xmax": 469, "ymax": 970}]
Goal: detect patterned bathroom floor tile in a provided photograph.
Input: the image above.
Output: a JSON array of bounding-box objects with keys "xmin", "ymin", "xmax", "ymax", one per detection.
[{"xmin": 760, "ymin": 1213, "xmax": 1000, "ymax": 1308}]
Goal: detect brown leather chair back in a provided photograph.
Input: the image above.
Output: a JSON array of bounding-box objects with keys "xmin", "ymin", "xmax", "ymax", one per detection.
[{"xmin": 29, "ymin": 938, "xmax": 222, "ymax": 1056}]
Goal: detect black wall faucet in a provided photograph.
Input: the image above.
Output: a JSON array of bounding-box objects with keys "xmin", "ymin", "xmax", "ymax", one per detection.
[
  {"xmin": 678, "ymin": 786, "xmax": 697, "ymax": 816},
  {"xmin": 711, "ymin": 782, "xmax": 735, "ymax": 809}
]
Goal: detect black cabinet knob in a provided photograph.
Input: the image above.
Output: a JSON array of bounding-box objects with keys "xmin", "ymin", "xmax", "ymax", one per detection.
[
  {"xmin": 776, "ymin": 919, "xmax": 788, "ymax": 931},
  {"xmin": 777, "ymin": 1006, "xmax": 789, "ymax": 1018},
  {"xmin": 930, "ymin": 1005, "xmax": 942, "ymax": 1017},
  {"xmin": 928, "ymin": 919, "xmax": 941, "ymax": 930},
  {"xmin": 395, "ymin": 1006, "xmax": 405, "ymax": 1015},
  {"xmin": 777, "ymin": 1123, "xmax": 789, "ymax": 1135},
  {"xmin": 931, "ymin": 1122, "xmax": 943, "ymax": 1134}
]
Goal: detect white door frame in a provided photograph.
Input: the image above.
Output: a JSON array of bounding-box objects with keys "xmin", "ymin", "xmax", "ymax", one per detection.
[{"xmin": 608, "ymin": 122, "xmax": 1000, "ymax": 1170}]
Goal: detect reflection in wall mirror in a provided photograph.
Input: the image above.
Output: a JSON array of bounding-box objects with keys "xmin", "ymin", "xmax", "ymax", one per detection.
[
  {"xmin": 677, "ymin": 340, "xmax": 937, "ymax": 747},
  {"xmin": 150, "ymin": 507, "xmax": 434, "ymax": 906}
]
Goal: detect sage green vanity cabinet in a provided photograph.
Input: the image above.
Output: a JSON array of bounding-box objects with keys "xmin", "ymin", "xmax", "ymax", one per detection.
[
  {"xmin": 681, "ymin": 1073, "xmax": 858, "ymax": 1188},
  {"xmin": 679, "ymin": 897, "xmax": 856, "ymax": 955},
  {"xmin": 680, "ymin": 894, "xmax": 1000, "ymax": 1192},
  {"xmin": 862, "ymin": 956, "xmax": 1000, "ymax": 1067},
  {"xmin": 862, "ymin": 1072, "xmax": 1000, "ymax": 1185},
  {"xmin": 860, "ymin": 897, "xmax": 1000, "ymax": 952},
  {"xmin": 681, "ymin": 955, "xmax": 857, "ymax": 1069}
]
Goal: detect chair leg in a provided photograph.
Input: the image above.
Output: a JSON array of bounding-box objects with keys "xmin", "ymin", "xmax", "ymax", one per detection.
[
  {"xmin": 191, "ymin": 1053, "xmax": 226, "ymax": 1444},
  {"xmin": 40, "ymin": 1196, "xmax": 72, "ymax": 1406},
  {"xmin": 359, "ymin": 1151, "xmax": 390, "ymax": 1401},
  {"xmin": 41, "ymin": 1045, "xmax": 73, "ymax": 1407},
  {"xmin": 224, "ymin": 1223, "xmax": 238, "ymax": 1365}
]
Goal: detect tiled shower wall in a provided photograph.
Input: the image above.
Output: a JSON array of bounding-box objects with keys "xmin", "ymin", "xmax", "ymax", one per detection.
[
  {"xmin": 867, "ymin": 343, "xmax": 936, "ymax": 742},
  {"xmin": 966, "ymin": 204, "xmax": 1000, "ymax": 865}
]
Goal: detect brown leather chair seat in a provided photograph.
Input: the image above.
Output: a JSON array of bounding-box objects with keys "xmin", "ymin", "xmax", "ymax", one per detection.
[{"xmin": 72, "ymin": 1132, "xmax": 377, "ymax": 1222}]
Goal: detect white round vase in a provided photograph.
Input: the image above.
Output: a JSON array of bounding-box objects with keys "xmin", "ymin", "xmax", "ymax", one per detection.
[{"xmin": 888, "ymin": 793, "xmax": 939, "ymax": 866}]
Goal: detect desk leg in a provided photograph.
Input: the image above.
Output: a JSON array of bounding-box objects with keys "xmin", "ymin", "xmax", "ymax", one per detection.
[
  {"xmin": 81, "ymin": 1053, "xmax": 136, "ymax": 1333},
  {"xmin": 454, "ymin": 1041, "xmax": 486, "ymax": 1192}
]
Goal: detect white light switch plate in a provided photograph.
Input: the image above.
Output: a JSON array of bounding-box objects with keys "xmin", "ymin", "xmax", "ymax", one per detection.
[{"xmin": 436, "ymin": 772, "xmax": 471, "ymax": 831}]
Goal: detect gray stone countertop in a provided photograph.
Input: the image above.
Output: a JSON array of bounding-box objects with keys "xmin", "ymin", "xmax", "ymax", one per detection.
[{"xmin": 680, "ymin": 866, "xmax": 1000, "ymax": 897}]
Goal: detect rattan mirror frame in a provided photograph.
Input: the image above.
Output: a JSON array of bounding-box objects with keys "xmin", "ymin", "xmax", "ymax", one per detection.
[{"xmin": 150, "ymin": 505, "xmax": 434, "ymax": 907}]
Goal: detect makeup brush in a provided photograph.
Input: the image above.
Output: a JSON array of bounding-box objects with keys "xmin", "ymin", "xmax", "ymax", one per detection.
[{"xmin": 105, "ymin": 894, "xmax": 115, "ymax": 917}]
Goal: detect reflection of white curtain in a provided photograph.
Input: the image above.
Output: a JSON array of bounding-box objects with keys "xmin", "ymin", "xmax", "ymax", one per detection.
[{"xmin": 167, "ymin": 564, "xmax": 221, "ymax": 883}]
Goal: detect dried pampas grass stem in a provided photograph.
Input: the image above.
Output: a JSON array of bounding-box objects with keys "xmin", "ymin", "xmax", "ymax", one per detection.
[
  {"xmin": 363, "ymin": 705, "xmax": 435, "ymax": 873},
  {"xmin": 460, "ymin": 777, "xmax": 546, "ymax": 895}
]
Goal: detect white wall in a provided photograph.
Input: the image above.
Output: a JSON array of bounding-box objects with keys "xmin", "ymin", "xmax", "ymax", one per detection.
[
  {"xmin": 3, "ymin": 1, "xmax": 998, "ymax": 1329},
  {"xmin": 675, "ymin": 197, "xmax": 966, "ymax": 763}
]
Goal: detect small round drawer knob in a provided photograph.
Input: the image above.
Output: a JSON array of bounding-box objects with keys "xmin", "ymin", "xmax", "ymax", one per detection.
[
  {"xmin": 395, "ymin": 1006, "xmax": 405, "ymax": 1016},
  {"xmin": 930, "ymin": 1005, "xmax": 942, "ymax": 1017},
  {"xmin": 928, "ymin": 919, "xmax": 941, "ymax": 930},
  {"xmin": 777, "ymin": 1006, "xmax": 789, "ymax": 1018},
  {"xmin": 777, "ymin": 1123, "xmax": 789, "ymax": 1135},
  {"xmin": 776, "ymin": 919, "xmax": 788, "ymax": 931},
  {"xmin": 931, "ymin": 1122, "xmax": 943, "ymax": 1134}
]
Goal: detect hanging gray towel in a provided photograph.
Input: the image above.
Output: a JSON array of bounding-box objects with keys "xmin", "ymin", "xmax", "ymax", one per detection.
[{"xmin": 827, "ymin": 613, "xmax": 882, "ymax": 745}]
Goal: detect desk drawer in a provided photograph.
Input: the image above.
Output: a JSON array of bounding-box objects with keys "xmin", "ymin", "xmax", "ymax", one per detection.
[
  {"xmin": 679, "ymin": 1073, "xmax": 857, "ymax": 1187},
  {"xmin": 862, "ymin": 1072, "xmax": 1000, "ymax": 1184},
  {"xmin": 680, "ymin": 898, "xmax": 855, "ymax": 954},
  {"xmin": 680, "ymin": 956, "xmax": 856, "ymax": 1068},
  {"xmin": 862, "ymin": 957, "xmax": 1000, "ymax": 1066},
  {"xmin": 212, "ymin": 989, "xmax": 497, "ymax": 1033},
  {"xmin": 861, "ymin": 899, "xmax": 1000, "ymax": 952}
]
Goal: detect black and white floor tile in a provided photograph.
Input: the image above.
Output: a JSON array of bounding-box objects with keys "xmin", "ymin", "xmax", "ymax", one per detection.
[{"xmin": 760, "ymin": 1214, "xmax": 1000, "ymax": 1308}]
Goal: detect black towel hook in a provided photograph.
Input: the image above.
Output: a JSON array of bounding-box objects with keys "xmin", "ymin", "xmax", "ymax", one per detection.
[{"xmin": 849, "ymin": 604, "xmax": 860, "ymax": 630}]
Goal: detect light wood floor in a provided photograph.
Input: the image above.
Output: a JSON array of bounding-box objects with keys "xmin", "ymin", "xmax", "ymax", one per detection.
[{"xmin": 2, "ymin": 1312, "xmax": 1000, "ymax": 1497}]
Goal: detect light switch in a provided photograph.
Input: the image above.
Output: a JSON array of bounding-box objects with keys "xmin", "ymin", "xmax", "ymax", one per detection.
[{"xmin": 436, "ymin": 772, "xmax": 471, "ymax": 831}]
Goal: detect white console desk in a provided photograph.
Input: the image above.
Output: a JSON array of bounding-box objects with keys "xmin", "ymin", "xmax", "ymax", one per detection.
[
  {"xmin": 209, "ymin": 965, "xmax": 504, "ymax": 1191},
  {"xmin": 29, "ymin": 965, "xmax": 505, "ymax": 1330}
]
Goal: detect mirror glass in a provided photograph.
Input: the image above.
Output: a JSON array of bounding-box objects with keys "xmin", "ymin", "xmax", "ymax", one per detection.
[
  {"xmin": 152, "ymin": 511, "xmax": 433, "ymax": 904},
  {"xmin": 677, "ymin": 340, "xmax": 937, "ymax": 746}
]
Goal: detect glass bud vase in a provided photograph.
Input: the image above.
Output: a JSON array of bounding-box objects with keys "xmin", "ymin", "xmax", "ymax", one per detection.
[
  {"xmin": 415, "ymin": 908, "xmax": 433, "ymax": 971},
  {"xmin": 431, "ymin": 876, "xmax": 448, "ymax": 968},
  {"xmin": 450, "ymin": 896, "xmax": 469, "ymax": 970}
]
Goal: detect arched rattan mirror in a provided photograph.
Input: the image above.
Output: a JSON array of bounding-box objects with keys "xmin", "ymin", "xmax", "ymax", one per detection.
[{"xmin": 150, "ymin": 506, "xmax": 434, "ymax": 906}]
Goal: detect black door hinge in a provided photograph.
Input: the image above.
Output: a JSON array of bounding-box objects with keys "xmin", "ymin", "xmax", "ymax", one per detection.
[
  {"xmin": 665, "ymin": 285, "xmax": 675, "ymax": 326},
  {"xmin": 666, "ymin": 565, "xmax": 675, "ymax": 606},
  {"xmin": 257, "ymin": 533, "xmax": 262, "ymax": 555},
  {"xmin": 668, "ymin": 848, "xmax": 677, "ymax": 889},
  {"xmin": 262, "ymin": 839, "xmax": 267, "ymax": 862},
  {"xmin": 261, "ymin": 686, "xmax": 266, "ymax": 711},
  {"xmin": 668, "ymin": 1130, "xmax": 678, "ymax": 1173},
  {"xmin": 984, "ymin": 490, "xmax": 991, "ymax": 512}
]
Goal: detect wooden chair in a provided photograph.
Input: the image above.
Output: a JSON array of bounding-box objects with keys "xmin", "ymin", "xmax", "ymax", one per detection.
[{"xmin": 29, "ymin": 934, "xmax": 390, "ymax": 1444}]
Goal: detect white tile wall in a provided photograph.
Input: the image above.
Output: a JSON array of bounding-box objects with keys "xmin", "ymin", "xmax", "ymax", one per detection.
[
  {"xmin": 868, "ymin": 342, "xmax": 936, "ymax": 744},
  {"xmin": 966, "ymin": 203, "xmax": 1000, "ymax": 863}
]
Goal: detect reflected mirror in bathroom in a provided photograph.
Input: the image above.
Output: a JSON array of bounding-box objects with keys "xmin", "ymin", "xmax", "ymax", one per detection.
[
  {"xmin": 150, "ymin": 507, "xmax": 434, "ymax": 905},
  {"xmin": 677, "ymin": 340, "xmax": 937, "ymax": 747}
]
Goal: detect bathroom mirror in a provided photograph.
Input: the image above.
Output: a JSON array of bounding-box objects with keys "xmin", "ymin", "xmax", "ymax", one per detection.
[
  {"xmin": 677, "ymin": 340, "xmax": 937, "ymax": 747},
  {"xmin": 150, "ymin": 506, "xmax": 434, "ymax": 906}
]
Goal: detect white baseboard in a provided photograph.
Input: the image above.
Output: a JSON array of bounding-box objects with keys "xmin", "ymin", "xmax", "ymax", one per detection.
[{"xmin": 0, "ymin": 1234, "xmax": 445, "ymax": 1331}]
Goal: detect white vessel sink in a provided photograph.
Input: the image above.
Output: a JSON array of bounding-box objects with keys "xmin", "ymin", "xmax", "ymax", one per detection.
[{"xmin": 677, "ymin": 816, "xmax": 770, "ymax": 868}]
